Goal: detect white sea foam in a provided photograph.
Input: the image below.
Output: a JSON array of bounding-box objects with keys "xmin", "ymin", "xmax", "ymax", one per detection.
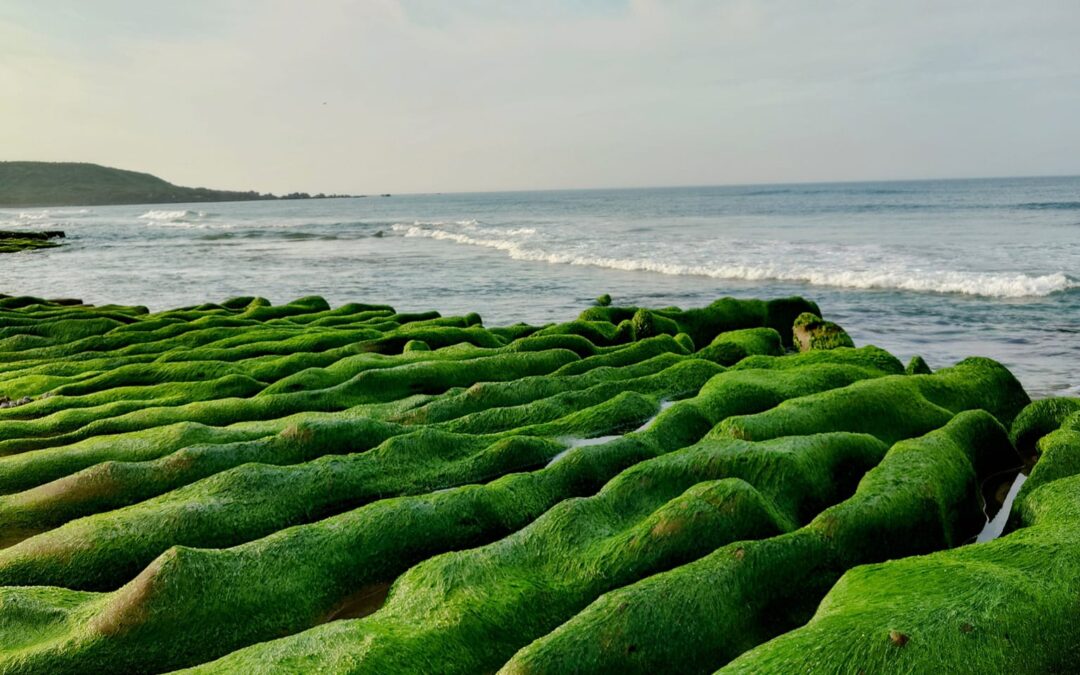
[
  {"xmin": 395, "ymin": 223, "xmax": 1077, "ymax": 299},
  {"xmin": 17, "ymin": 209, "xmax": 90, "ymax": 220},
  {"xmin": 138, "ymin": 209, "xmax": 207, "ymax": 223},
  {"xmin": 409, "ymin": 219, "xmax": 480, "ymax": 227}
]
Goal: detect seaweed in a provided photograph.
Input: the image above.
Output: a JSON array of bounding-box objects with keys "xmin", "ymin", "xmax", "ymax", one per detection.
[{"xmin": 0, "ymin": 294, "xmax": 1043, "ymax": 674}]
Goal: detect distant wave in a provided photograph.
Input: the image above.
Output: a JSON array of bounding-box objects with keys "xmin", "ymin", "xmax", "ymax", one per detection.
[
  {"xmin": 1015, "ymin": 201, "xmax": 1080, "ymax": 211},
  {"xmin": 138, "ymin": 209, "xmax": 208, "ymax": 223},
  {"xmin": 403, "ymin": 220, "xmax": 535, "ymax": 236},
  {"xmin": 17, "ymin": 209, "xmax": 91, "ymax": 220},
  {"xmin": 395, "ymin": 223, "xmax": 1077, "ymax": 299},
  {"xmin": 409, "ymin": 219, "xmax": 483, "ymax": 228},
  {"xmin": 739, "ymin": 189, "xmax": 794, "ymax": 196},
  {"xmin": 279, "ymin": 231, "xmax": 341, "ymax": 241},
  {"xmin": 195, "ymin": 231, "xmax": 342, "ymax": 242}
]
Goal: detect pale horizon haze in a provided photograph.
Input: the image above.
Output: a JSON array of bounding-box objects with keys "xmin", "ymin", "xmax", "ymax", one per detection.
[{"xmin": 3, "ymin": 0, "xmax": 1079, "ymax": 194}]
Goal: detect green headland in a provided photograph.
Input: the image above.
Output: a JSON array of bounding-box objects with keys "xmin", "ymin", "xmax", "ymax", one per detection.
[{"xmin": 0, "ymin": 161, "xmax": 353, "ymax": 207}]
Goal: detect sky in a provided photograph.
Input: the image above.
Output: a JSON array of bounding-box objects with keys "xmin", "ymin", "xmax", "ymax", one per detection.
[{"xmin": 2, "ymin": 0, "xmax": 1079, "ymax": 194}]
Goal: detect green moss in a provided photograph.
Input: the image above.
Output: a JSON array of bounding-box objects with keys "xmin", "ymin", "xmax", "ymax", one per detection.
[
  {"xmin": 906, "ymin": 355, "xmax": 932, "ymax": 375},
  {"xmin": 716, "ymin": 357, "xmax": 1028, "ymax": 445},
  {"xmin": 0, "ymin": 238, "xmax": 61, "ymax": 254},
  {"xmin": 722, "ymin": 407, "xmax": 1080, "ymax": 675},
  {"xmin": 1009, "ymin": 397, "xmax": 1080, "ymax": 458},
  {"xmin": 502, "ymin": 411, "xmax": 1018, "ymax": 674},
  {"xmin": 0, "ymin": 294, "xmax": 1042, "ymax": 673},
  {"xmin": 0, "ymin": 351, "xmax": 893, "ymax": 671},
  {"xmin": 0, "ymin": 362, "xmax": 719, "ymax": 589},
  {"xmin": 190, "ymin": 434, "xmax": 886, "ymax": 674},
  {"xmin": 673, "ymin": 332, "xmax": 695, "ymax": 352},
  {"xmin": 696, "ymin": 327, "xmax": 783, "ymax": 366},
  {"xmin": 578, "ymin": 297, "xmax": 819, "ymax": 350},
  {"xmin": 792, "ymin": 312, "xmax": 855, "ymax": 351},
  {"xmin": 730, "ymin": 345, "xmax": 903, "ymax": 375}
]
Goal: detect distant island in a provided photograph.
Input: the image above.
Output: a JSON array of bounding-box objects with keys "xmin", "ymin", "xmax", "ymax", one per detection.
[{"xmin": 0, "ymin": 162, "xmax": 360, "ymax": 207}]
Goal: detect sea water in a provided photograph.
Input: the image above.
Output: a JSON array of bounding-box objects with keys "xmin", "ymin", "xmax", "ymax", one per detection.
[{"xmin": 1, "ymin": 176, "xmax": 1077, "ymax": 396}]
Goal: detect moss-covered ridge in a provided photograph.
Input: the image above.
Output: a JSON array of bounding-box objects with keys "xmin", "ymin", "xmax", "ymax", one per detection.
[
  {"xmin": 721, "ymin": 398, "xmax": 1080, "ymax": 674},
  {"xmin": 0, "ymin": 352, "xmax": 906, "ymax": 671},
  {"xmin": 0, "ymin": 293, "xmax": 1044, "ymax": 673}
]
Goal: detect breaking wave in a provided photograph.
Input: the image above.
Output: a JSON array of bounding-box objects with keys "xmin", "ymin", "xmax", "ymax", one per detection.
[
  {"xmin": 138, "ymin": 209, "xmax": 209, "ymax": 223},
  {"xmin": 0, "ymin": 208, "xmax": 93, "ymax": 228},
  {"xmin": 394, "ymin": 223, "xmax": 1077, "ymax": 299}
]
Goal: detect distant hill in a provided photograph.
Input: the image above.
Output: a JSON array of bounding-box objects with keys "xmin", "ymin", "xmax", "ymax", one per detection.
[{"xmin": 0, "ymin": 162, "xmax": 352, "ymax": 207}]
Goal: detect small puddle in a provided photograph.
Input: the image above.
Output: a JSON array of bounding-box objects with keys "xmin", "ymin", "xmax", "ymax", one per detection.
[
  {"xmin": 634, "ymin": 400, "xmax": 676, "ymax": 432},
  {"xmin": 545, "ymin": 435, "xmax": 621, "ymax": 468},
  {"xmin": 546, "ymin": 400, "xmax": 676, "ymax": 467},
  {"xmin": 975, "ymin": 472, "xmax": 1027, "ymax": 543}
]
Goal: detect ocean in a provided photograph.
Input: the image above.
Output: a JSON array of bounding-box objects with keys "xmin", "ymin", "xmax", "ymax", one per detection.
[{"xmin": 1, "ymin": 176, "xmax": 1078, "ymax": 397}]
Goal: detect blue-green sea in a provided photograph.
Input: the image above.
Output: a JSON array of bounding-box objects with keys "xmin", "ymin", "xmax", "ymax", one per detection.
[{"xmin": 2, "ymin": 176, "xmax": 1077, "ymax": 396}]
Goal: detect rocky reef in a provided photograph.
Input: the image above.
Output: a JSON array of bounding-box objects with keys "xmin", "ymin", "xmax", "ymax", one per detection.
[
  {"xmin": 0, "ymin": 231, "xmax": 64, "ymax": 254},
  {"xmin": 0, "ymin": 292, "xmax": 1071, "ymax": 673}
]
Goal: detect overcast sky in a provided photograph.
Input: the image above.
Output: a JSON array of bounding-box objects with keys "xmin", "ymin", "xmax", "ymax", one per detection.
[{"xmin": 2, "ymin": 0, "xmax": 1079, "ymax": 194}]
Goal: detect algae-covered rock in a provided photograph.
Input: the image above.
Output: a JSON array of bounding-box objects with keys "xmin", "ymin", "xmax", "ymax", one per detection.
[
  {"xmin": 0, "ymin": 293, "xmax": 1044, "ymax": 673},
  {"xmin": 501, "ymin": 411, "xmax": 1019, "ymax": 674},
  {"xmin": 793, "ymin": 311, "xmax": 855, "ymax": 351},
  {"xmin": 578, "ymin": 296, "xmax": 819, "ymax": 350},
  {"xmin": 697, "ymin": 327, "xmax": 782, "ymax": 366},
  {"xmin": 1009, "ymin": 396, "xmax": 1080, "ymax": 458},
  {"xmin": 722, "ymin": 400, "xmax": 1080, "ymax": 675},
  {"xmin": 906, "ymin": 354, "xmax": 932, "ymax": 374},
  {"xmin": 0, "ymin": 230, "xmax": 64, "ymax": 254}
]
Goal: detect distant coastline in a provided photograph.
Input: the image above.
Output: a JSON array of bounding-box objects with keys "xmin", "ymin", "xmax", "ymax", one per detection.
[{"xmin": 0, "ymin": 161, "xmax": 362, "ymax": 208}]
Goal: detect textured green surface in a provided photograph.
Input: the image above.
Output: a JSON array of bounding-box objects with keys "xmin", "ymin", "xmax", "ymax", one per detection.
[
  {"xmin": 0, "ymin": 239, "xmax": 60, "ymax": 254},
  {"xmin": 722, "ymin": 399, "xmax": 1080, "ymax": 675},
  {"xmin": 0, "ymin": 293, "xmax": 1054, "ymax": 674}
]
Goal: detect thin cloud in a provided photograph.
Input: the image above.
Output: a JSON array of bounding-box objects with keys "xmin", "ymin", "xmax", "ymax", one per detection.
[{"xmin": 1, "ymin": 0, "xmax": 1077, "ymax": 193}]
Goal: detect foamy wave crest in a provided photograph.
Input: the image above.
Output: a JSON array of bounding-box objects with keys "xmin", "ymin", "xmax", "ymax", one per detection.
[
  {"xmin": 409, "ymin": 219, "xmax": 480, "ymax": 227},
  {"xmin": 395, "ymin": 222, "xmax": 535, "ymax": 237},
  {"xmin": 17, "ymin": 209, "xmax": 90, "ymax": 220},
  {"xmin": 139, "ymin": 209, "xmax": 208, "ymax": 223},
  {"xmin": 396, "ymin": 224, "xmax": 1076, "ymax": 298}
]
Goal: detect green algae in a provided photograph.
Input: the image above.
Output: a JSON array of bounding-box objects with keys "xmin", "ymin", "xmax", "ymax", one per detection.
[
  {"xmin": 0, "ymin": 348, "xmax": 582, "ymax": 455},
  {"xmin": 0, "ymin": 351, "xmax": 897, "ymax": 671},
  {"xmin": 501, "ymin": 410, "xmax": 1020, "ymax": 674},
  {"xmin": 0, "ymin": 238, "xmax": 60, "ymax": 254},
  {"xmin": 696, "ymin": 327, "xmax": 783, "ymax": 365},
  {"xmin": 0, "ymin": 294, "xmax": 1046, "ymax": 673},
  {"xmin": 0, "ymin": 353, "xmax": 886, "ymax": 592},
  {"xmin": 1008, "ymin": 396, "xmax": 1080, "ymax": 457},
  {"xmin": 188, "ymin": 434, "xmax": 887, "ymax": 675},
  {"xmin": 716, "ymin": 357, "xmax": 1028, "ymax": 445},
  {"xmin": 578, "ymin": 296, "xmax": 820, "ymax": 349},
  {"xmin": 906, "ymin": 354, "xmax": 932, "ymax": 375},
  {"xmin": 722, "ymin": 399, "xmax": 1080, "ymax": 675},
  {"xmin": 0, "ymin": 367, "xmax": 709, "ymax": 587},
  {"xmin": 792, "ymin": 311, "xmax": 855, "ymax": 351}
]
